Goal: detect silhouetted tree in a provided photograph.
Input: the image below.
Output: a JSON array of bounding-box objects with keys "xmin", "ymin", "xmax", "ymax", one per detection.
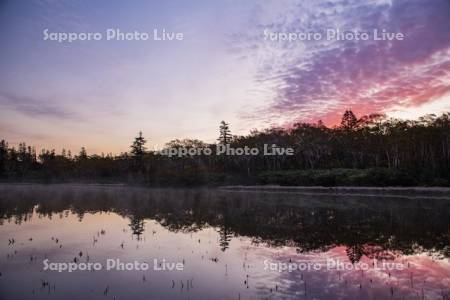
[
  {"xmin": 218, "ymin": 121, "xmax": 231, "ymax": 144},
  {"xmin": 130, "ymin": 131, "xmax": 147, "ymax": 158},
  {"xmin": 78, "ymin": 147, "xmax": 88, "ymax": 160},
  {"xmin": 0, "ymin": 140, "xmax": 7, "ymax": 174},
  {"xmin": 341, "ymin": 110, "xmax": 358, "ymax": 131}
]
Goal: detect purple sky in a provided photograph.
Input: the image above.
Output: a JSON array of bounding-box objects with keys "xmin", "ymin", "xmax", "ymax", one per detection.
[{"xmin": 1, "ymin": 0, "xmax": 449, "ymax": 154}]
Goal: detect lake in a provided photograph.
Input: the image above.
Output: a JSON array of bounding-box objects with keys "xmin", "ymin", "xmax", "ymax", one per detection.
[{"xmin": 0, "ymin": 184, "xmax": 449, "ymax": 299}]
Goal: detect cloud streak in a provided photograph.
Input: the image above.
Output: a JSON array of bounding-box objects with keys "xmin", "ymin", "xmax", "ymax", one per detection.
[
  {"xmin": 0, "ymin": 91, "xmax": 79, "ymax": 120},
  {"xmin": 235, "ymin": 0, "xmax": 450, "ymax": 125}
]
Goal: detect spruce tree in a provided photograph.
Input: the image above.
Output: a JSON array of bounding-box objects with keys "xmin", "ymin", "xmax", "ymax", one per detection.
[{"xmin": 218, "ymin": 121, "xmax": 231, "ymax": 144}]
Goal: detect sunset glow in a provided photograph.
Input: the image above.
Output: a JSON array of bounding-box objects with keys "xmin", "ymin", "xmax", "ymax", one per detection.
[{"xmin": 1, "ymin": 0, "xmax": 449, "ymax": 154}]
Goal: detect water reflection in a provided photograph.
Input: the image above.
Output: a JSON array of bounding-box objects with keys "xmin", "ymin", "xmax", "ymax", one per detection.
[{"xmin": 0, "ymin": 184, "xmax": 449, "ymax": 299}]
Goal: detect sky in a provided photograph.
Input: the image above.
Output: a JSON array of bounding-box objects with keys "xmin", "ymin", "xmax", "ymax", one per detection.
[{"xmin": 0, "ymin": 0, "xmax": 449, "ymax": 154}]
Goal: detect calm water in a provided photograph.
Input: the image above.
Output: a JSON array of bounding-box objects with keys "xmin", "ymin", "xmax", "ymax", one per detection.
[{"xmin": 0, "ymin": 184, "xmax": 449, "ymax": 299}]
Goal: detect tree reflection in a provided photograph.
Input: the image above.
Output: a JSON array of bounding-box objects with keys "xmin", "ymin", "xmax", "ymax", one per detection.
[
  {"xmin": 129, "ymin": 216, "xmax": 145, "ymax": 240},
  {"xmin": 0, "ymin": 185, "xmax": 449, "ymax": 262}
]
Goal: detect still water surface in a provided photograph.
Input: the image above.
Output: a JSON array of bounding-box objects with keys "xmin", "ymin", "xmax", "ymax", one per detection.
[{"xmin": 0, "ymin": 184, "xmax": 449, "ymax": 299}]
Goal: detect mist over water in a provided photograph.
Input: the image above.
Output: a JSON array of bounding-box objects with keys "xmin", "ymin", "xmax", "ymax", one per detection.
[{"xmin": 0, "ymin": 184, "xmax": 449, "ymax": 299}]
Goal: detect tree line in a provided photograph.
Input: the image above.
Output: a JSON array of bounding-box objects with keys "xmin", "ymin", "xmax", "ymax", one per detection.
[{"xmin": 1, "ymin": 110, "xmax": 449, "ymax": 186}]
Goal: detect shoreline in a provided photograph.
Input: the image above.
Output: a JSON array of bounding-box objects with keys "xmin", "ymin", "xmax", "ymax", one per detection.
[
  {"xmin": 220, "ymin": 185, "xmax": 450, "ymax": 192},
  {"xmin": 2, "ymin": 182, "xmax": 450, "ymax": 193},
  {"xmin": 219, "ymin": 185, "xmax": 450, "ymax": 198}
]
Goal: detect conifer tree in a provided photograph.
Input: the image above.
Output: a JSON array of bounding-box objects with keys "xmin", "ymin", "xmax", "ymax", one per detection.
[
  {"xmin": 130, "ymin": 131, "xmax": 147, "ymax": 159},
  {"xmin": 218, "ymin": 121, "xmax": 231, "ymax": 144}
]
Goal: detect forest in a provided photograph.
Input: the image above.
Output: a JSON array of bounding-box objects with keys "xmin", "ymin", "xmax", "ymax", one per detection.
[{"xmin": 1, "ymin": 110, "xmax": 449, "ymax": 186}]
